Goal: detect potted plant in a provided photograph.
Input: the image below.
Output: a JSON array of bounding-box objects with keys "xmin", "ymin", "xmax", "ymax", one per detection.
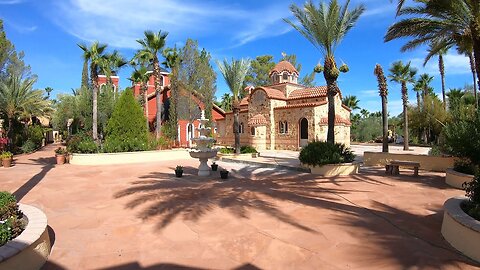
[
  {"xmin": 175, "ymin": 165, "xmax": 184, "ymax": 178},
  {"xmin": 211, "ymin": 162, "xmax": 218, "ymax": 171},
  {"xmin": 1, "ymin": 151, "xmax": 13, "ymax": 168},
  {"xmin": 54, "ymin": 147, "xmax": 67, "ymax": 165},
  {"xmin": 220, "ymin": 169, "xmax": 229, "ymax": 179}
]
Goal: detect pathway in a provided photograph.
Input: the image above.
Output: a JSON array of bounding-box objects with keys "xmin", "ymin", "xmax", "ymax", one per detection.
[{"xmin": 0, "ymin": 144, "xmax": 477, "ymax": 269}]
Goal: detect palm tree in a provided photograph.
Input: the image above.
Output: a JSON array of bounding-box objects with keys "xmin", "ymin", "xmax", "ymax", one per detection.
[
  {"xmin": 456, "ymin": 37, "xmax": 478, "ymax": 107},
  {"xmin": 136, "ymin": 30, "xmax": 168, "ymax": 139},
  {"xmin": 103, "ymin": 50, "xmax": 127, "ymax": 87},
  {"xmin": 45, "ymin": 87, "xmax": 53, "ymax": 98},
  {"xmin": 78, "ymin": 41, "xmax": 108, "ymax": 141},
  {"xmin": 385, "ymin": 0, "xmax": 480, "ymax": 107},
  {"xmin": 129, "ymin": 66, "xmax": 150, "ymax": 130},
  {"xmin": 424, "ymin": 45, "xmax": 447, "ymax": 108},
  {"xmin": 374, "ymin": 64, "xmax": 389, "ymax": 153},
  {"xmin": 220, "ymin": 93, "xmax": 232, "ymax": 111},
  {"xmin": 285, "ymin": 0, "xmax": 365, "ymax": 143},
  {"xmin": 446, "ymin": 88, "xmax": 465, "ymax": 111},
  {"xmin": 0, "ymin": 75, "xmax": 51, "ymax": 147},
  {"xmin": 388, "ymin": 61, "xmax": 417, "ymax": 150},
  {"xmin": 416, "ymin": 73, "xmax": 434, "ymax": 108},
  {"xmin": 217, "ymin": 58, "xmax": 251, "ymax": 154},
  {"xmin": 413, "ymin": 81, "xmax": 423, "ymax": 109},
  {"xmin": 341, "ymin": 95, "xmax": 360, "ymax": 111}
]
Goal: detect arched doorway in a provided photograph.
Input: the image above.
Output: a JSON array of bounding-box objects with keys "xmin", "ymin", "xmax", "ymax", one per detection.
[
  {"xmin": 299, "ymin": 118, "xmax": 308, "ymax": 147},
  {"xmin": 187, "ymin": 123, "xmax": 194, "ymax": 147}
]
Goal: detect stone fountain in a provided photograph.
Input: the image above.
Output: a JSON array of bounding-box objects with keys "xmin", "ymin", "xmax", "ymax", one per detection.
[{"xmin": 189, "ymin": 110, "xmax": 218, "ymax": 176}]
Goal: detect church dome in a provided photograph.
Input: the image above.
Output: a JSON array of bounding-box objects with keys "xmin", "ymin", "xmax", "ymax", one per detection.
[{"xmin": 269, "ymin": 60, "xmax": 299, "ymax": 76}]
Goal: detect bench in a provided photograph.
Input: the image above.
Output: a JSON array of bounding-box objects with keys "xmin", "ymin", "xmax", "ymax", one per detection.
[{"xmin": 386, "ymin": 160, "xmax": 420, "ymax": 176}]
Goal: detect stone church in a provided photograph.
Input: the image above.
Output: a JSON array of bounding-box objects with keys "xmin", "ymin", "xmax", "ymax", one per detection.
[{"xmin": 216, "ymin": 60, "xmax": 352, "ymax": 150}]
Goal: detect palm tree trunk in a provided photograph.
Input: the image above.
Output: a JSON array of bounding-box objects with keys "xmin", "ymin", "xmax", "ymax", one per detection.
[
  {"xmin": 324, "ymin": 57, "xmax": 338, "ymax": 144},
  {"xmin": 7, "ymin": 117, "xmax": 13, "ymax": 150},
  {"xmin": 143, "ymin": 84, "xmax": 149, "ymax": 131},
  {"xmin": 81, "ymin": 60, "xmax": 89, "ymax": 89},
  {"xmin": 468, "ymin": 52, "xmax": 478, "ymax": 108},
  {"xmin": 153, "ymin": 57, "xmax": 163, "ymax": 139},
  {"xmin": 439, "ymin": 54, "xmax": 446, "ymax": 109},
  {"xmin": 90, "ymin": 64, "xmax": 98, "ymax": 141},
  {"xmin": 233, "ymin": 104, "xmax": 240, "ymax": 154},
  {"xmin": 472, "ymin": 26, "xmax": 480, "ymax": 109},
  {"xmin": 401, "ymin": 82, "xmax": 409, "ymax": 151},
  {"xmin": 381, "ymin": 95, "xmax": 388, "ymax": 153},
  {"xmin": 416, "ymin": 92, "xmax": 421, "ymax": 109}
]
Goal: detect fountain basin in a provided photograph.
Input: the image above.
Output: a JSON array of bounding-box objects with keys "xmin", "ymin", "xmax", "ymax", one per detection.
[
  {"xmin": 189, "ymin": 150, "xmax": 218, "ymax": 176},
  {"xmin": 189, "ymin": 150, "xmax": 217, "ymax": 159}
]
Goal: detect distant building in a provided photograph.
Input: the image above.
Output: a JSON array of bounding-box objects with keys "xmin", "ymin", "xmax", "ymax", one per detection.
[{"xmin": 215, "ymin": 60, "xmax": 351, "ymax": 150}]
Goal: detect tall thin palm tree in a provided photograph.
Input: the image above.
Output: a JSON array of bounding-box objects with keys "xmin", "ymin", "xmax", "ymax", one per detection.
[
  {"xmin": 424, "ymin": 45, "xmax": 447, "ymax": 108},
  {"xmin": 129, "ymin": 66, "xmax": 150, "ymax": 130},
  {"xmin": 78, "ymin": 41, "xmax": 108, "ymax": 141},
  {"xmin": 341, "ymin": 95, "xmax": 360, "ymax": 111},
  {"xmin": 44, "ymin": 87, "xmax": 53, "ymax": 98},
  {"xmin": 413, "ymin": 81, "xmax": 423, "ymax": 109},
  {"xmin": 374, "ymin": 64, "xmax": 389, "ymax": 153},
  {"xmin": 136, "ymin": 30, "xmax": 168, "ymax": 139},
  {"xmin": 456, "ymin": 36, "xmax": 478, "ymax": 107},
  {"xmin": 217, "ymin": 58, "xmax": 251, "ymax": 154},
  {"xmin": 103, "ymin": 50, "xmax": 127, "ymax": 88},
  {"xmin": 0, "ymin": 75, "xmax": 51, "ymax": 148},
  {"xmin": 417, "ymin": 73, "xmax": 434, "ymax": 107},
  {"xmin": 285, "ymin": 0, "xmax": 365, "ymax": 143},
  {"xmin": 385, "ymin": 0, "xmax": 480, "ymax": 107},
  {"xmin": 388, "ymin": 61, "xmax": 417, "ymax": 150}
]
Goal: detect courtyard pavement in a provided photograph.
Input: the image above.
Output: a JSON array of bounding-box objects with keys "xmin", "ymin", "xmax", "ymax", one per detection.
[{"xmin": 1, "ymin": 144, "xmax": 479, "ymax": 270}]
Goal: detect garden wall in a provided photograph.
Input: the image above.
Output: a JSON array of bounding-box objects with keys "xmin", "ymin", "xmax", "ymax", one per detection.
[
  {"xmin": 70, "ymin": 149, "xmax": 191, "ymax": 166},
  {"xmin": 363, "ymin": 152, "xmax": 455, "ymax": 172}
]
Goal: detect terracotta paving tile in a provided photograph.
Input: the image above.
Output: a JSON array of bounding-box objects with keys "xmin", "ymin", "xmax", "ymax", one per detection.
[{"xmin": 1, "ymin": 144, "xmax": 479, "ymax": 269}]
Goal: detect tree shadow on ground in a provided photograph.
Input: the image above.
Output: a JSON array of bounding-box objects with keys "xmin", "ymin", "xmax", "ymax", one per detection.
[
  {"xmin": 13, "ymin": 157, "xmax": 55, "ymax": 201},
  {"xmin": 333, "ymin": 200, "xmax": 480, "ymax": 269},
  {"xmin": 97, "ymin": 262, "xmax": 261, "ymax": 270},
  {"xmin": 114, "ymin": 165, "xmax": 365, "ymax": 231},
  {"xmin": 114, "ymin": 164, "xmax": 477, "ymax": 269}
]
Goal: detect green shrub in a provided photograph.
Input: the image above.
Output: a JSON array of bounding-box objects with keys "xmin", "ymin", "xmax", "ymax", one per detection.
[
  {"xmin": 21, "ymin": 140, "xmax": 37, "ymax": 153},
  {"xmin": 443, "ymin": 110, "xmax": 480, "ymax": 166},
  {"xmin": 462, "ymin": 173, "xmax": 480, "ymax": 221},
  {"xmin": 454, "ymin": 159, "xmax": 478, "ymax": 175},
  {"xmin": 0, "ymin": 192, "xmax": 24, "ymax": 246},
  {"xmin": 240, "ymin": 145, "xmax": 257, "ymax": 154},
  {"xmin": 0, "ymin": 151, "xmax": 12, "ymax": 159},
  {"xmin": 66, "ymin": 133, "xmax": 98, "ymax": 153},
  {"xmin": 299, "ymin": 141, "xmax": 355, "ymax": 166},
  {"xmin": 104, "ymin": 89, "xmax": 148, "ymax": 153},
  {"xmin": 219, "ymin": 147, "xmax": 234, "ymax": 154},
  {"xmin": 26, "ymin": 125, "xmax": 44, "ymax": 147},
  {"xmin": 428, "ymin": 146, "xmax": 443, "ymax": 157}
]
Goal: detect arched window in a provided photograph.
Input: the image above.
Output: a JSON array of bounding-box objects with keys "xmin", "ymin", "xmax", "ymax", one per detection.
[
  {"xmin": 251, "ymin": 127, "xmax": 255, "ymax": 136},
  {"xmin": 284, "ymin": 121, "xmax": 288, "ymax": 134},
  {"xmin": 279, "ymin": 121, "xmax": 284, "ymax": 134},
  {"xmin": 282, "ymin": 73, "xmax": 288, "ymax": 81}
]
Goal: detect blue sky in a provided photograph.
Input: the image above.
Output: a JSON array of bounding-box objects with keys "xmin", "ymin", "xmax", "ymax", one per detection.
[{"xmin": 0, "ymin": 0, "xmax": 474, "ymax": 116}]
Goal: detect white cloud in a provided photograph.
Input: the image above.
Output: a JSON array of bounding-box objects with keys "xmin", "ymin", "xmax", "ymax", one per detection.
[
  {"xmin": 0, "ymin": 0, "xmax": 23, "ymax": 4},
  {"xmin": 360, "ymin": 98, "xmax": 404, "ymax": 117},
  {"xmin": 359, "ymin": 89, "xmax": 378, "ymax": 98},
  {"xmin": 410, "ymin": 52, "xmax": 471, "ymax": 76},
  {"xmin": 49, "ymin": 0, "xmax": 292, "ymax": 49}
]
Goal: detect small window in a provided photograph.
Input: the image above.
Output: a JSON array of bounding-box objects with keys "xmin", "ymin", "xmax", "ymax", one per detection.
[
  {"xmin": 279, "ymin": 121, "xmax": 284, "ymax": 134},
  {"xmin": 251, "ymin": 127, "xmax": 255, "ymax": 136},
  {"xmin": 284, "ymin": 121, "xmax": 288, "ymax": 133},
  {"xmin": 239, "ymin": 123, "xmax": 244, "ymax": 134}
]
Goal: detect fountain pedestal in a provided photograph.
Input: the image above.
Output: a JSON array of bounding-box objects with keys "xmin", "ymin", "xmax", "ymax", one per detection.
[{"xmin": 189, "ymin": 111, "xmax": 218, "ymax": 176}]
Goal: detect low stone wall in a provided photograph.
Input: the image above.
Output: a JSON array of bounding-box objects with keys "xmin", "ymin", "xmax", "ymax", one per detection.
[
  {"xmin": 70, "ymin": 149, "xmax": 191, "ymax": 166},
  {"xmin": 446, "ymin": 168, "xmax": 475, "ymax": 189},
  {"xmin": 363, "ymin": 152, "xmax": 455, "ymax": 172},
  {"xmin": 0, "ymin": 204, "xmax": 51, "ymax": 270},
  {"xmin": 441, "ymin": 196, "xmax": 480, "ymax": 262},
  {"xmin": 306, "ymin": 163, "xmax": 359, "ymax": 176}
]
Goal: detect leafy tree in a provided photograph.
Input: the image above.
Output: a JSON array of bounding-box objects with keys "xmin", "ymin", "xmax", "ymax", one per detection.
[
  {"xmin": 78, "ymin": 41, "xmax": 108, "ymax": 141},
  {"xmin": 0, "ymin": 75, "xmax": 51, "ymax": 147},
  {"xmin": 97, "ymin": 84, "xmax": 117, "ymax": 138},
  {"xmin": 374, "ymin": 64, "xmax": 389, "ymax": 152},
  {"xmin": 219, "ymin": 93, "xmax": 232, "ymax": 111},
  {"xmin": 52, "ymin": 93, "xmax": 77, "ymax": 133},
  {"xmin": 136, "ymin": 30, "xmax": 168, "ymax": 139},
  {"xmin": 341, "ymin": 95, "xmax": 360, "ymax": 110},
  {"xmin": 162, "ymin": 47, "xmax": 181, "ymax": 141},
  {"xmin": 129, "ymin": 66, "xmax": 150, "ymax": 130},
  {"xmin": 409, "ymin": 94, "xmax": 447, "ymax": 144},
  {"xmin": 388, "ymin": 61, "xmax": 417, "ymax": 150},
  {"xmin": 245, "ymin": 55, "xmax": 275, "ymax": 86},
  {"xmin": 285, "ymin": 0, "xmax": 365, "ymax": 143},
  {"xmin": 217, "ymin": 58, "xmax": 251, "ymax": 154},
  {"xmin": 104, "ymin": 89, "xmax": 148, "ymax": 152}
]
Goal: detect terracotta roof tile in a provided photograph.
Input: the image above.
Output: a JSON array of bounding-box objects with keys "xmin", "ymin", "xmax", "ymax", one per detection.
[
  {"xmin": 288, "ymin": 86, "xmax": 328, "ymax": 100},
  {"xmin": 319, "ymin": 115, "xmax": 351, "ymax": 126},
  {"xmin": 248, "ymin": 114, "xmax": 268, "ymax": 126},
  {"xmin": 274, "ymin": 101, "xmax": 327, "ymax": 110},
  {"xmin": 239, "ymin": 97, "xmax": 249, "ymax": 106},
  {"xmin": 225, "ymin": 109, "xmax": 248, "ymax": 114},
  {"xmin": 259, "ymin": 87, "xmax": 286, "ymax": 100},
  {"xmin": 269, "ymin": 61, "xmax": 299, "ymax": 76}
]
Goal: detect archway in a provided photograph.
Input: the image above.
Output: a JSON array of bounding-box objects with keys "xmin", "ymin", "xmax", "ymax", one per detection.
[{"xmin": 299, "ymin": 118, "xmax": 308, "ymax": 147}]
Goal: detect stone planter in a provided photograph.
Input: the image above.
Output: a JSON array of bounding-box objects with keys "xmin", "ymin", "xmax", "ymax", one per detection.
[
  {"xmin": 306, "ymin": 163, "xmax": 359, "ymax": 176},
  {"xmin": 211, "ymin": 164, "xmax": 218, "ymax": 171},
  {"xmin": 55, "ymin": 154, "xmax": 66, "ymax": 165},
  {"xmin": 441, "ymin": 197, "xmax": 480, "ymax": 262},
  {"xmin": 446, "ymin": 168, "xmax": 475, "ymax": 189},
  {"xmin": 0, "ymin": 204, "xmax": 51, "ymax": 270}
]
